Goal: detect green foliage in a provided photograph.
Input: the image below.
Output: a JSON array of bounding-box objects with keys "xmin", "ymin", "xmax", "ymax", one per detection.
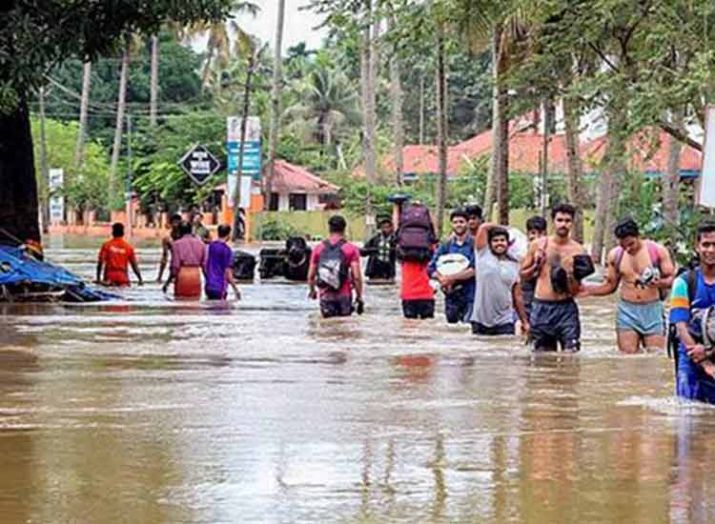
[
  {"xmin": 257, "ymin": 216, "xmax": 300, "ymax": 241},
  {"xmin": 132, "ymin": 111, "xmax": 226, "ymax": 210},
  {"xmin": 1, "ymin": 0, "xmax": 232, "ymax": 113},
  {"xmin": 31, "ymin": 118, "xmax": 110, "ymax": 209}
]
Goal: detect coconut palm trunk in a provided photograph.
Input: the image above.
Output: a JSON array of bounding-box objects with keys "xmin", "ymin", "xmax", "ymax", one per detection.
[
  {"xmin": 38, "ymin": 86, "xmax": 50, "ymax": 233},
  {"xmin": 109, "ymin": 43, "xmax": 130, "ymax": 209},
  {"xmin": 149, "ymin": 35, "xmax": 159, "ymax": 126},
  {"xmin": 232, "ymin": 49, "xmax": 256, "ymax": 241},
  {"xmin": 265, "ymin": 0, "xmax": 286, "ymax": 206},
  {"xmin": 360, "ymin": 0, "xmax": 378, "ymax": 236},
  {"xmin": 73, "ymin": 60, "xmax": 92, "ymax": 169},
  {"xmin": 435, "ymin": 22, "xmax": 448, "ymax": 238},
  {"xmin": 484, "ymin": 25, "xmax": 503, "ymax": 222},
  {"xmin": 388, "ymin": 14, "xmax": 404, "ymax": 186}
]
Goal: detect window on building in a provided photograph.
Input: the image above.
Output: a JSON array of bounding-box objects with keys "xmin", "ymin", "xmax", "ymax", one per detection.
[
  {"xmin": 289, "ymin": 193, "xmax": 307, "ymax": 211},
  {"xmin": 269, "ymin": 193, "xmax": 280, "ymax": 211}
]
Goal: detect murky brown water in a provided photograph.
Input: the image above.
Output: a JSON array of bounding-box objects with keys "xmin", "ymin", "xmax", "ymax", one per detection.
[{"xmin": 1, "ymin": 236, "xmax": 714, "ymax": 523}]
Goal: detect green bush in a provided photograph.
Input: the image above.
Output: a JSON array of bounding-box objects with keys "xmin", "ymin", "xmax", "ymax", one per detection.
[{"xmin": 258, "ymin": 216, "xmax": 300, "ymax": 241}]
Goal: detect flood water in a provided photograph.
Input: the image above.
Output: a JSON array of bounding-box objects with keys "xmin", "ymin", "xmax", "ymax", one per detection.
[{"xmin": 1, "ymin": 236, "xmax": 715, "ymax": 523}]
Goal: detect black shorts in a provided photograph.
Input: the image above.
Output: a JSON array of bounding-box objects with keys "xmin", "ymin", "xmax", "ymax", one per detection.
[
  {"xmin": 471, "ymin": 322, "xmax": 515, "ymax": 336},
  {"xmin": 530, "ymin": 298, "xmax": 581, "ymax": 352},
  {"xmin": 320, "ymin": 296, "xmax": 353, "ymax": 318},
  {"xmin": 402, "ymin": 299, "xmax": 435, "ymax": 319}
]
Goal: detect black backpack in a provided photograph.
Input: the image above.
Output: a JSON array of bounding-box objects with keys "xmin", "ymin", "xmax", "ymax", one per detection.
[
  {"xmin": 667, "ymin": 267, "xmax": 699, "ymax": 376},
  {"xmin": 396, "ymin": 204, "xmax": 436, "ymax": 262},
  {"xmin": 317, "ymin": 240, "xmax": 348, "ymax": 291}
]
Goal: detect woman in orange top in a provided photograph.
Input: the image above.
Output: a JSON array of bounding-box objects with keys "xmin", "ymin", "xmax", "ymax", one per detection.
[{"xmin": 96, "ymin": 223, "xmax": 143, "ymax": 286}]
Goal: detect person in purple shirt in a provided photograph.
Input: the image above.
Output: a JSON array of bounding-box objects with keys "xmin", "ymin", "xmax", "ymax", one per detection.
[{"xmin": 204, "ymin": 224, "xmax": 241, "ymax": 300}]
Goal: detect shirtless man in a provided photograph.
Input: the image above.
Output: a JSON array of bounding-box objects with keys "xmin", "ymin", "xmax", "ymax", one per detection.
[
  {"xmin": 520, "ymin": 203, "xmax": 588, "ymax": 352},
  {"xmin": 156, "ymin": 213, "xmax": 183, "ymax": 282},
  {"xmin": 584, "ymin": 217, "xmax": 674, "ymax": 353}
]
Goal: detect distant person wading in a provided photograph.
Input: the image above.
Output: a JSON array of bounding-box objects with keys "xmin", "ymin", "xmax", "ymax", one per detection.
[
  {"xmin": 163, "ymin": 221, "xmax": 206, "ymax": 299},
  {"xmin": 307, "ymin": 215, "xmax": 364, "ymax": 318}
]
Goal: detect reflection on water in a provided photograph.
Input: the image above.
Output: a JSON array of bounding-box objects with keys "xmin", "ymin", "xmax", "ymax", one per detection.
[{"xmin": 0, "ymin": 237, "xmax": 713, "ymax": 522}]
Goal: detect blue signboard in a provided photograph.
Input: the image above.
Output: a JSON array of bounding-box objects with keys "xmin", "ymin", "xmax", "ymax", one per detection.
[{"xmin": 227, "ymin": 140, "xmax": 261, "ymax": 180}]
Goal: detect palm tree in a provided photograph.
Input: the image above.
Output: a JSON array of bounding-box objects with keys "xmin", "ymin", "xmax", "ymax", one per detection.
[
  {"xmin": 74, "ymin": 60, "xmax": 92, "ymax": 168},
  {"xmin": 284, "ymin": 66, "xmax": 361, "ymax": 152},
  {"xmin": 109, "ymin": 41, "xmax": 131, "ymax": 208},
  {"xmin": 149, "ymin": 35, "xmax": 159, "ymax": 126},
  {"xmin": 265, "ymin": 0, "xmax": 286, "ymax": 206},
  {"xmin": 191, "ymin": 1, "xmax": 259, "ymax": 92}
]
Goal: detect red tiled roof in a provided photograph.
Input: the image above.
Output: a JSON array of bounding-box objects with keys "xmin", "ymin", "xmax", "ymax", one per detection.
[
  {"xmin": 216, "ymin": 160, "xmax": 339, "ymax": 194},
  {"xmin": 270, "ymin": 160, "xmax": 339, "ymax": 194},
  {"xmin": 382, "ymin": 126, "xmax": 701, "ymax": 177},
  {"xmin": 581, "ymin": 129, "xmax": 701, "ymax": 173}
]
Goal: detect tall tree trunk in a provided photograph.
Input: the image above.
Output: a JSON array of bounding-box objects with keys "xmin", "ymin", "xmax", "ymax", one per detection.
[
  {"xmin": 495, "ymin": 66, "xmax": 509, "ymax": 224},
  {"xmin": 38, "ymin": 86, "xmax": 50, "ymax": 234},
  {"xmin": 0, "ymin": 97, "xmax": 41, "ymax": 244},
  {"xmin": 591, "ymin": 106, "xmax": 627, "ymax": 262},
  {"xmin": 418, "ymin": 74, "xmax": 425, "ymax": 145},
  {"xmin": 360, "ymin": 0, "xmax": 378, "ymax": 236},
  {"xmin": 540, "ymin": 99, "xmax": 550, "ymax": 218},
  {"xmin": 663, "ymin": 109, "xmax": 683, "ymax": 248},
  {"xmin": 110, "ymin": 44, "xmax": 130, "ymax": 209},
  {"xmin": 360, "ymin": 2, "xmax": 377, "ymax": 182},
  {"xmin": 201, "ymin": 38, "xmax": 215, "ymax": 93},
  {"xmin": 389, "ymin": 14, "xmax": 404, "ymax": 186},
  {"xmin": 232, "ymin": 50, "xmax": 255, "ymax": 241},
  {"xmin": 74, "ymin": 60, "xmax": 92, "ymax": 169},
  {"xmin": 435, "ymin": 23, "xmax": 448, "ymax": 238},
  {"xmin": 563, "ymin": 94, "xmax": 585, "ymax": 243},
  {"xmin": 484, "ymin": 25, "xmax": 502, "ymax": 221},
  {"xmin": 149, "ymin": 35, "xmax": 159, "ymax": 127},
  {"xmin": 265, "ymin": 0, "xmax": 286, "ymax": 207}
]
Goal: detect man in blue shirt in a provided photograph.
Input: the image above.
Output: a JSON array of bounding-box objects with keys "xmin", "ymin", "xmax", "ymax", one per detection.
[
  {"xmin": 669, "ymin": 221, "xmax": 715, "ymax": 404},
  {"xmin": 428, "ymin": 209, "xmax": 476, "ymax": 323}
]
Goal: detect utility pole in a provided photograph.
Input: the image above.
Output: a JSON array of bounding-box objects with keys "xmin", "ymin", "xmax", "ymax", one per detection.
[
  {"xmin": 125, "ymin": 113, "xmax": 133, "ymax": 239},
  {"xmin": 39, "ymin": 86, "xmax": 50, "ymax": 234}
]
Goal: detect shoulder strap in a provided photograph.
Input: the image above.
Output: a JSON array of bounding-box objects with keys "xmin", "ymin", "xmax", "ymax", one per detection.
[
  {"xmin": 687, "ymin": 269, "xmax": 698, "ymax": 305},
  {"xmin": 645, "ymin": 240, "xmax": 660, "ymax": 267}
]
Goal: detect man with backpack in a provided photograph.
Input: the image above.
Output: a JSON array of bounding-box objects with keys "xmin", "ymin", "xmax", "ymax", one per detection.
[
  {"xmin": 396, "ymin": 202, "xmax": 437, "ymax": 319},
  {"xmin": 308, "ymin": 215, "xmax": 363, "ymax": 318},
  {"xmin": 428, "ymin": 209, "xmax": 476, "ymax": 323},
  {"xmin": 584, "ymin": 217, "xmax": 674, "ymax": 353},
  {"xmin": 669, "ymin": 221, "xmax": 715, "ymax": 403}
]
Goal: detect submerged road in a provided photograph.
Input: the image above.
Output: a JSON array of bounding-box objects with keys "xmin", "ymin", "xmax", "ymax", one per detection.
[{"xmin": 0, "ymin": 237, "xmax": 713, "ymax": 523}]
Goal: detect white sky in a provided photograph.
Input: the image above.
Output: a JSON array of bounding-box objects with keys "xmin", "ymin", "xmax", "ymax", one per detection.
[{"xmin": 234, "ymin": 1, "xmax": 328, "ymax": 53}]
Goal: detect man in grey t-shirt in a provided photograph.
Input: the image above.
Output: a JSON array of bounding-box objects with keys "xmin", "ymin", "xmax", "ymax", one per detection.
[{"xmin": 471, "ymin": 224, "xmax": 529, "ymax": 336}]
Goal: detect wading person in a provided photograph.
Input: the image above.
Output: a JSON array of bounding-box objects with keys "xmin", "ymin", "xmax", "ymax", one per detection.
[
  {"xmin": 428, "ymin": 209, "xmax": 476, "ymax": 323},
  {"xmin": 585, "ymin": 217, "xmax": 674, "ymax": 353},
  {"xmin": 204, "ymin": 224, "xmax": 241, "ymax": 300},
  {"xmin": 522, "ymin": 215, "xmax": 548, "ymax": 319},
  {"xmin": 163, "ymin": 221, "xmax": 206, "ymax": 299},
  {"xmin": 193, "ymin": 212, "xmax": 211, "ymax": 243},
  {"xmin": 520, "ymin": 203, "xmax": 593, "ymax": 352},
  {"xmin": 96, "ymin": 223, "xmax": 143, "ymax": 287},
  {"xmin": 669, "ymin": 222, "xmax": 715, "ymax": 403},
  {"xmin": 465, "ymin": 204, "xmax": 483, "ymax": 242},
  {"xmin": 307, "ymin": 215, "xmax": 363, "ymax": 318},
  {"xmin": 470, "ymin": 223, "xmax": 528, "ymax": 335},
  {"xmin": 396, "ymin": 202, "xmax": 437, "ymax": 319},
  {"xmin": 362, "ymin": 216, "xmax": 397, "ymax": 281},
  {"xmin": 157, "ymin": 213, "xmax": 183, "ymax": 282}
]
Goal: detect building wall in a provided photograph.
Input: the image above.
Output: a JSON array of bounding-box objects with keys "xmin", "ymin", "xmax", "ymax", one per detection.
[{"xmin": 276, "ymin": 192, "xmax": 322, "ymax": 211}]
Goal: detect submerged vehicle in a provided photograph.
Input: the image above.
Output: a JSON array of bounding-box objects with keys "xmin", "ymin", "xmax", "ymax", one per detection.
[
  {"xmin": 259, "ymin": 237, "xmax": 312, "ymax": 281},
  {"xmin": 0, "ymin": 245, "xmax": 115, "ymax": 302}
]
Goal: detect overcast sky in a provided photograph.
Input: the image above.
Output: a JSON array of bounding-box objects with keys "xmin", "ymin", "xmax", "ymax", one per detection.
[{"xmin": 234, "ymin": 1, "xmax": 328, "ymax": 53}]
